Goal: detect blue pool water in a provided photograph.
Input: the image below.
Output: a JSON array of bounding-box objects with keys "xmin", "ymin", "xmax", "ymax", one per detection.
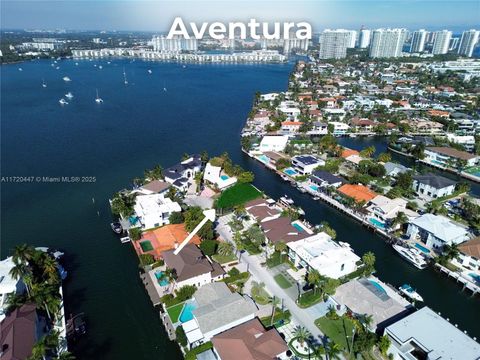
[
  {"xmin": 154, "ymin": 271, "xmax": 169, "ymax": 287},
  {"xmin": 284, "ymin": 168, "xmax": 297, "ymax": 176},
  {"xmin": 258, "ymin": 155, "xmax": 270, "ymax": 163},
  {"xmin": 369, "ymin": 218, "xmax": 386, "ymax": 230},
  {"xmin": 368, "ymin": 280, "xmax": 387, "ymax": 294},
  {"xmin": 220, "ymin": 175, "xmax": 229, "ymax": 180},
  {"xmin": 414, "ymin": 243, "xmax": 430, "ymax": 254},
  {"xmin": 292, "ymin": 223, "xmax": 304, "ymax": 232},
  {"xmin": 179, "ymin": 301, "xmax": 197, "ymax": 323},
  {"xmin": 309, "ymin": 184, "xmax": 319, "ymax": 192},
  {"xmin": 469, "ymin": 273, "xmax": 480, "ymax": 284}
]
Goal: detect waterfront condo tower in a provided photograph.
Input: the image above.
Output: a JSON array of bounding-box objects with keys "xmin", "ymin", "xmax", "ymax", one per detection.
[
  {"xmin": 457, "ymin": 29, "xmax": 480, "ymax": 57},
  {"xmin": 369, "ymin": 28, "xmax": 407, "ymax": 58},
  {"xmin": 358, "ymin": 28, "xmax": 371, "ymax": 48},
  {"xmin": 410, "ymin": 29, "xmax": 428, "ymax": 53},
  {"xmin": 432, "ymin": 30, "xmax": 452, "ymax": 55},
  {"xmin": 318, "ymin": 29, "xmax": 352, "ymax": 59}
]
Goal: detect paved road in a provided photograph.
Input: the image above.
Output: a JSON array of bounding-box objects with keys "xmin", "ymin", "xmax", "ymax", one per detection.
[{"xmin": 216, "ymin": 215, "xmax": 326, "ymax": 344}]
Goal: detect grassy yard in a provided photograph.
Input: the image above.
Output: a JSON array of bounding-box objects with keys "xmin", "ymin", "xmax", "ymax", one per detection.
[
  {"xmin": 315, "ymin": 316, "xmax": 355, "ymax": 350},
  {"xmin": 251, "ymin": 286, "xmax": 270, "ymax": 305},
  {"xmin": 215, "ymin": 183, "xmax": 262, "ymax": 209},
  {"xmin": 274, "ymin": 273, "xmax": 292, "ymax": 289},
  {"xmin": 211, "ymin": 253, "xmax": 237, "ymax": 264},
  {"xmin": 297, "ymin": 290, "xmax": 322, "ymax": 308},
  {"xmin": 266, "ymin": 251, "xmax": 285, "ymax": 268},
  {"xmin": 166, "ymin": 302, "xmax": 184, "ymax": 323}
]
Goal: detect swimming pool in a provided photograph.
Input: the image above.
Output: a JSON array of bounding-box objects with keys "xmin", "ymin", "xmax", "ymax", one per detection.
[
  {"xmin": 469, "ymin": 273, "xmax": 480, "ymax": 284},
  {"xmin": 284, "ymin": 168, "xmax": 298, "ymax": 176},
  {"xmin": 369, "ymin": 218, "xmax": 386, "ymax": 230},
  {"xmin": 258, "ymin": 155, "xmax": 270, "ymax": 164},
  {"xmin": 292, "ymin": 223, "xmax": 304, "ymax": 232},
  {"xmin": 220, "ymin": 175, "xmax": 229, "ymax": 180},
  {"xmin": 154, "ymin": 271, "xmax": 169, "ymax": 287},
  {"xmin": 414, "ymin": 243, "xmax": 430, "ymax": 254},
  {"xmin": 179, "ymin": 301, "xmax": 197, "ymax": 323},
  {"xmin": 368, "ymin": 280, "xmax": 387, "ymax": 294},
  {"xmin": 309, "ymin": 184, "xmax": 319, "ymax": 192}
]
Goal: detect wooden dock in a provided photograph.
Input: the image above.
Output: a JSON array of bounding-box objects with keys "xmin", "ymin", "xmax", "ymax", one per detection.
[{"xmin": 434, "ymin": 263, "xmax": 479, "ymax": 296}]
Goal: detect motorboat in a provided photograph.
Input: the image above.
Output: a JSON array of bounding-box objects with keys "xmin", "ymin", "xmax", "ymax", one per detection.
[
  {"xmin": 123, "ymin": 67, "xmax": 128, "ymax": 85},
  {"xmin": 59, "ymin": 98, "xmax": 69, "ymax": 105},
  {"xmin": 111, "ymin": 222, "xmax": 123, "ymax": 234},
  {"xmin": 65, "ymin": 92, "xmax": 74, "ymax": 99},
  {"xmin": 67, "ymin": 313, "xmax": 87, "ymax": 337},
  {"xmin": 42, "ymin": 79, "xmax": 47, "ymax": 88},
  {"xmin": 98, "ymin": 65, "xmax": 103, "ymax": 69},
  {"xmin": 95, "ymin": 89, "xmax": 103, "ymax": 103},
  {"xmin": 392, "ymin": 244, "xmax": 428, "ymax": 269},
  {"xmin": 18, "ymin": 68, "xmax": 23, "ymax": 71},
  {"xmin": 63, "ymin": 76, "xmax": 71, "ymax": 82},
  {"xmin": 148, "ymin": 69, "xmax": 152, "ymax": 74},
  {"xmin": 399, "ymin": 284, "xmax": 423, "ymax": 302}
]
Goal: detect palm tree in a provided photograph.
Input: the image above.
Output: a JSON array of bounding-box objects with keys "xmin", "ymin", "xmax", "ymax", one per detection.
[
  {"xmin": 5, "ymin": 293, "xmax": 27, "ymax": 312},
  {"xmin": 42, "ymin": 256, "xmax": 59, "ymax": 284},
  {"xmin": 9, "ymin": 263, "xmax": 32, "ymax": 296},
  {"xmin": 392, "ymin": 211, "xmax": 408, "ymax": 229},
  {"xmin": 31, "ymin": 283, "xmax": 61, "ymax": 321},
  {"xmin": 12, "ymin": 244, "xmax": 35, "ymax": 265},
  {"xmin": 274, "ymin": 241, "xmax": 287, "ymax": 262},
  {"xmin": 217, "ymin": 242, "xmax": 233, "ymax": 257},
  {"xmin": 325, "ymin": 341, "xmax": 342, "ymax": 360},
  {"xmin": 359, "ymin": 313, "xmax": 373, "ymax": 331},
  {"xmin": 307, "ymin": 269, "xmax": 322, "ymax": 295},
  {"xmin": 29, "ymin": 337, "xmax": 48, "ymax": 360},
  {"xmin": 293, "ymin": 325, "xmax": 311, "ymax": 347},
  {"xmin": 443, "ymin": 243, "xmax": 459, "ymax": 260},
  {"xmin": 312, "ymin": 345, "xmax": 325, "ymax": 360},
  {"xmin": 269, "ymin": 296, "xmax": 281, "ymax": 326}
]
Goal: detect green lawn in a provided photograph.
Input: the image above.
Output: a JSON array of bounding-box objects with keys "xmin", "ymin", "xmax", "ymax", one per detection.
[
  {"xmin": 211, "ymin": 253, "xmax": 237, "ymax": 264},
  {"xmin": 315, "ymin": 316, "xmax": 355, "ymax": 350},
  {"xmin": 139, "ymin": 240, "xmax": 154, "ymax": 252},
  {"xmin": 215, "ymin": 183, "xmax": 262, "ymax": 209},
  {"xmin": 166, "ymin": 302, "xmax": 184, "ymax": 323},
  {"xmin": 297, "ymin": 290, "xmax": 322, "ymax": 308},
  {"xmin": 251, "ymin": 286, "xmax": 270, "ymax": 305},
  {"xmin": 274, "ymin": 274, "xmax": 292, "ymax": 289}
]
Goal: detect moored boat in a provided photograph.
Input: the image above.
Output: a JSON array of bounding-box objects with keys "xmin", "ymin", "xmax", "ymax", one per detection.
[
  {"xmin": 399, "ymin": 283, "xmax": 423, "ymax": 302},
  {"xmin": 392, "ymin": 244, "xmax": 428, "ymax": 269}
]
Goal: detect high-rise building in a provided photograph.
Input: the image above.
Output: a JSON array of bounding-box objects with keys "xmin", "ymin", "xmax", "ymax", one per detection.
[
  {"xmin": 283, "ymin": 31, "xmax": 309, "ymax": 54},
  {"xmin": 318, "ymin": 29, "xmax": 352, "ymax": 59},
  {"xmin": 458, "ymin": 29, "xmax": 480, "ymax": 57},
  {"xmin": 369, "ymin": 28, "xmax": 407, "ymax": 58},
  {"xmin": 432, "ymin": 30, "xmax": 452, "ymax": 55},
  {"xmin": 152, "ymin": 35, "xmax": 197, "ymax": 52},
  {"xmin": 346, "ymin": 30, "xmax": 357, "ymax": 48},
  {"xmin": 449, "ymin": 37, "xmax": 460, "ymax": 51},
  {"xmin": 358, "ymin": 29, "xmax": 371, "ymax": 48},
  {"xmin": 410, "ymin": 29, "xmax": 428, "ymax": 53}
]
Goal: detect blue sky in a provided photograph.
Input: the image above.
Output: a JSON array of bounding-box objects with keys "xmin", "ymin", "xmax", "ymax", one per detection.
[{"xmin": 1, "ymin": 1, "xmax": 478, "ymax": 32}]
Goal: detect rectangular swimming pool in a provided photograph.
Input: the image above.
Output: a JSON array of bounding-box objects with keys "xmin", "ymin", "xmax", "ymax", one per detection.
[
  {"xmin": 292, "ymin": 223, "xmax": 304, "ymax": 232},
  {"xmin": 258, "ymin": 155, "xmax": 270, "ymax": 163},
  {"xmin": 220, "ymin": 175, "xmax": 229, "ymax": 180},
  {"xmin": 284, "ymin": 168, "xmax": 298, "ymax": 176},
  {"xmin": 309, "ymin": 184, "xmax": 319, "ymax": 192},
  {"xmin": 414, "ymin": 243, "xmax": 430, "ymax": 254},
  {"xmin": 369, "ymin": 218, "xmax": 386, "ymax": 230}
]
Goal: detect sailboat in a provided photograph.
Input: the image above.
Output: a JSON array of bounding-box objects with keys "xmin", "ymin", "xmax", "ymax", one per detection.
[
  {"xmin": 123, "ymin": 67, "xmax": 128, "ymax": 85},
  {"xmin": 95, "ymin": 89, "xmax": 103, "ymax": 103},
  {"xmin": 42, "ymin": 79, "xmax": 47, "ymax": 88}
]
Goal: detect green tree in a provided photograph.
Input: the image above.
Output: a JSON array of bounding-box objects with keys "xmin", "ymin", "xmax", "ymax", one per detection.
[
  {"xmin": 269, "ymin": 296, "xmax": 281, "ymax": 326},
  {"xmin": 217, "ymin": 242, "xmax": 233, "ymax": 257},
  {"xmin": 392, "ymin": 211, "xmax": 408, "ymax": 229},
  {"xmin": 378, "ymin": 335, "xmax": 391, "ymax": 356},
  {"xmin": 129, "ymin": 227, "xmax": 142, "ymax": 241},
  {"xmin": 12, "ymin": 244, "xmax": 35, "ymax": 265},
  {"xmin": 325, "ymin": 341, "xmax": 342, "ymax": 360},
  {"xmin": 237, "ymin": 171, "xmax": 255, "ymax": 183},
  {"xmin": 175, "ymin": 325, "xmax": 188, "ymax": 346},
  {"xmin": 168, "ymin": 211, "xmax": 184, "ymax": 224},
  {"xmin": 274, "ymin": 241, "xmax": 287, "ymax": 262},
  {"xmin": 443, "ymin": 243, "xmax": 459, "ymax": 260},
  {"xmin": 199, "ymin": 240, "xmax": 218, "ymax": 256},
  {"xmin": 360, "ymin": 145, "xmax": 376, "ymax": 158},
  {"xmin": 377, "ymin": 152, "xmax": 391, "ymax": 163},
  {"xmin": 307, "ymin": 269, "xmax": 323, "ymax": 295},
  {"xmin": 293, "ymin": 325, "xmax": 311, "ymax": 346},
  {"xmin": 320, "ymin": 222, "xmax": 337, "ymax": 239},
  {"xmin": 362, "ymin": 252, "xmax": 376, "ymax": 275}
]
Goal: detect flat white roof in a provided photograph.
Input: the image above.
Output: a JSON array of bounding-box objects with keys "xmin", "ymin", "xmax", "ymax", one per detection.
[
  {"xmin": 0, "ymin": 257, "xmax": 18, "ymax": 294},
  {"xmin": 385, "ymin": 307, "xmax": 480, "ymax": 359}
]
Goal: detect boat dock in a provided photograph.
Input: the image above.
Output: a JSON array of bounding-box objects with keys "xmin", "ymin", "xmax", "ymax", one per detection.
[
  {"xmin": 434, "ymin": 263, "xmax": 480, "ymax": 296},
  {"xmin": 140, "ymin": 271, "xmax": 161, "ymax": 306}
]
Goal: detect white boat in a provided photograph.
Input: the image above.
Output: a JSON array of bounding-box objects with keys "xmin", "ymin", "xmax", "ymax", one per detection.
[
  {"xmin": 392, "ymin": 244, "xmax": 428, "ymax": 269},
  {"xmin": 163, "ymin": 81, "xmax": 167, "ymax": 92},
  {"xmin": 65, "ymin": 92, "xmax": 74, "ymax": 99},
  {"xmin": 18, "ymin": 68, "xmax": 23, "ymax": 71},
  {"xmin": 95, "ymin": 89, "xmax": 103, "ymax": 103},
  {"xmin": 399, "ymin": 284, "xmax": 423, "ymax": 302},
  {"xmin": 75, "ymin": 62, "xmax": 79, "ymax": 66},
  {"xmin": 42, "ymin": 79, "xmax": 47, "ymax": 88},
  {"xmin": 123, "ymin": 67, "xmax": 128, "ymax": 85},
  {"xmin": 63, "ymin": 76, "xmax": 71, "ymax": 82},
  {"xmin": 147, "ymin": 69, "xmax": 152, "ymax": 74},
  {"xmin": 99, "ymin": 65, "xmax": 103, "ymax": 69},
  {"xmin": 56, "ymin": 66, "xmax": 60, "ymax": 70},
  {"xmin": 59, "ymin": 98, "xmax": 69, "ymax": 105}
]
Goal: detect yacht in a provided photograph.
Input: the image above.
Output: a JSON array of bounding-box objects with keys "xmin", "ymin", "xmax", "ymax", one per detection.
[
  {"xmin": 59, "ymin": 98, "xmax": 69, "ymax": 105},
  {"xmin": 392, "ymin": 244, "xmax": 428, "ymax": 269},
  {"xmin": 95, "ymin": 89, "xmax": 103, "ymax": 103},
  {"xmin": 148, "ymin": 69, "xmax": 152, "ymax": 74},
  {"xmin": 65, "ymin": 92, "xmax": 74, "ymax": 99},
  {"xmin": 42, "ymin": 79, "xmax": 47, "ymax": 88},
  {"xmin": 399, "ymin": 284, "xmax": 423, "ymax": 302},
  {"xmin": 18, "ymin": 68, "xmax": 23, "ymax": 71},
  {"xmin": 278, "ymin": 195, "xmax": 305, "ymax": 216},
  {"xmin": 123, "ymin": 67, "xmax": 128, "ymax": 85},
  {"xmin": 63, "ymin": 76, "xmax": 71, "ymax": 82}
]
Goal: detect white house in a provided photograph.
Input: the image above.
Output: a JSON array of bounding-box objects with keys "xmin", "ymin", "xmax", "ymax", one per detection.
[
  {"xmin": 260, "ymin": 93, "xmax": 279, "ymax": 101},
  {"xmin": 182, "ymin": 282, "xmax": 258, "ymax": 348},
  {"xmin": 406, "ymin": 213, "xmax": 470, "ymax": 249},
  {"xmin": 424, "ymin": 147, "xmax": 479, "ymax": 167},
  {"xmin": 287, "ymin": 232, "xmax": 360, "ymax": 279},
  {"xmin": 0, "ymin": 257, "xmax": 25, "ymax": 322},
  {"xmin": 281, "ymin": 121, "xmax": 302, "ymax": 133},
  {"xmin": 383, "ymin": 162, "xmax": 410, "ymax": 177},
  {"xmin": 164, "ymin": 155, "xmax": 203, "ymax": 192},
  {"xmin": 133, "ymin": 194, "xmax": 182, "ymax": 229},
  {"xmin": 203, "ymin": 163, "xmax": 237, "ymax": 190},
  {"xmin": 446, "ymin": 134, "xmax": 476, "ymax": 152},
  {"xmin": 278, "ymin": 101, "xmax": 301, "ymax": 120},
  {"xmin": 259, "ymin": 135, "xmax": 289, "ymax": 152},
  {"xmin": 307, "ymin": 121, "xmax": 328, "ymax": 135},
  {"xmin": 328, "ymin": 121, "xmax": 349, "ymax": 135},
  {"xmin": 454, "ymin": 237, "xmax": 480, "ymax": 272},
  {"xmin": 366, "ymin": 195, "xmax": 418, "ymax": 228},
  {"xmin": 412, "ymin": 174, "xmax": 456, "ymax": 198},
  {"xmin": 291, "ymin": 154, "xmax": 325, "ymax": 175},
  {"xmin": 384, "ymin": 307, "xmax": 480, "ymax": 360}
]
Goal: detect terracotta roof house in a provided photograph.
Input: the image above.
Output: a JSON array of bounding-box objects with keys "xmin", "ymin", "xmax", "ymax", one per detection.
[
  {"xmin": 161, "ymin": 244, "xmax": 225, "ymax": 289},
  {"xmin": 338, "ymin": 184, "xmax": 377, "ymax": 203},
  {"xmin": 260, "ymin": 217, "xmax": 309, "ymax": 244},
  {"xmin": 0, "ymin": 304, "xmax": 39, "ymax": 360},
  {"xmin": 454, "ymin": 237, "xmax": 480, "ymax": 272},
  {"xmin": 211, "ymin": 318, "xmax": 288, "ymax": 360},
  {"xmin": 134, "ymin": 223, "xmax": 201, "ymax": 259},
  {"xmin": 341, "ymin": 149, "xmax": 360, "ymax": 158},
  {"xmin": 245, "ymin": 199, "xmax": 281, "ymax": 223}
]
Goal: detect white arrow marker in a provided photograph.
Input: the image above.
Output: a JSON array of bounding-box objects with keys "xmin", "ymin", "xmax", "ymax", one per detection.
[{"xmin": 174, "ymin": 209, "xmax": 216, "ymax": 255}]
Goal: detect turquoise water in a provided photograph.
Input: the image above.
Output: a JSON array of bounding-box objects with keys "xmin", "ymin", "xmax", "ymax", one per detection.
[
  {"xmin": 368, "ymin": 280, "xmax": 387, "ymax": 294},
  {"xmin": 155, "ymin": 271, "xmax": 169, "ymax": 287},
  {"xmin": 258, "ymin": 155, "xmax": 269, "ymax": 163},
  {"xmin": 220, "ymin": 175, "xmax": 229, "ymax": 180},
  {"xmin": 292, "ymin": 223, "xmax": 304, "ymax": 232},
  {"xmin": 369, "ymin": 217, "xmax": 386, "ymax": 230},
  {"xmin": 415, "ymin": 243, "xmax": 430, "ymax": 254},
  {"xmin": 309, "ymin": 184, "xmax": 319, "ymax": 192},
  {"xmin": 284, "ymin": 168, "xmax": 297, "ymax": 176},
  {"xmin": 469, "ymin": 273, "xmax": 480, "ymax": 284},
  {"xmin": 179, "ymin": 301, "xmax": 197, "ymax": 323}
]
